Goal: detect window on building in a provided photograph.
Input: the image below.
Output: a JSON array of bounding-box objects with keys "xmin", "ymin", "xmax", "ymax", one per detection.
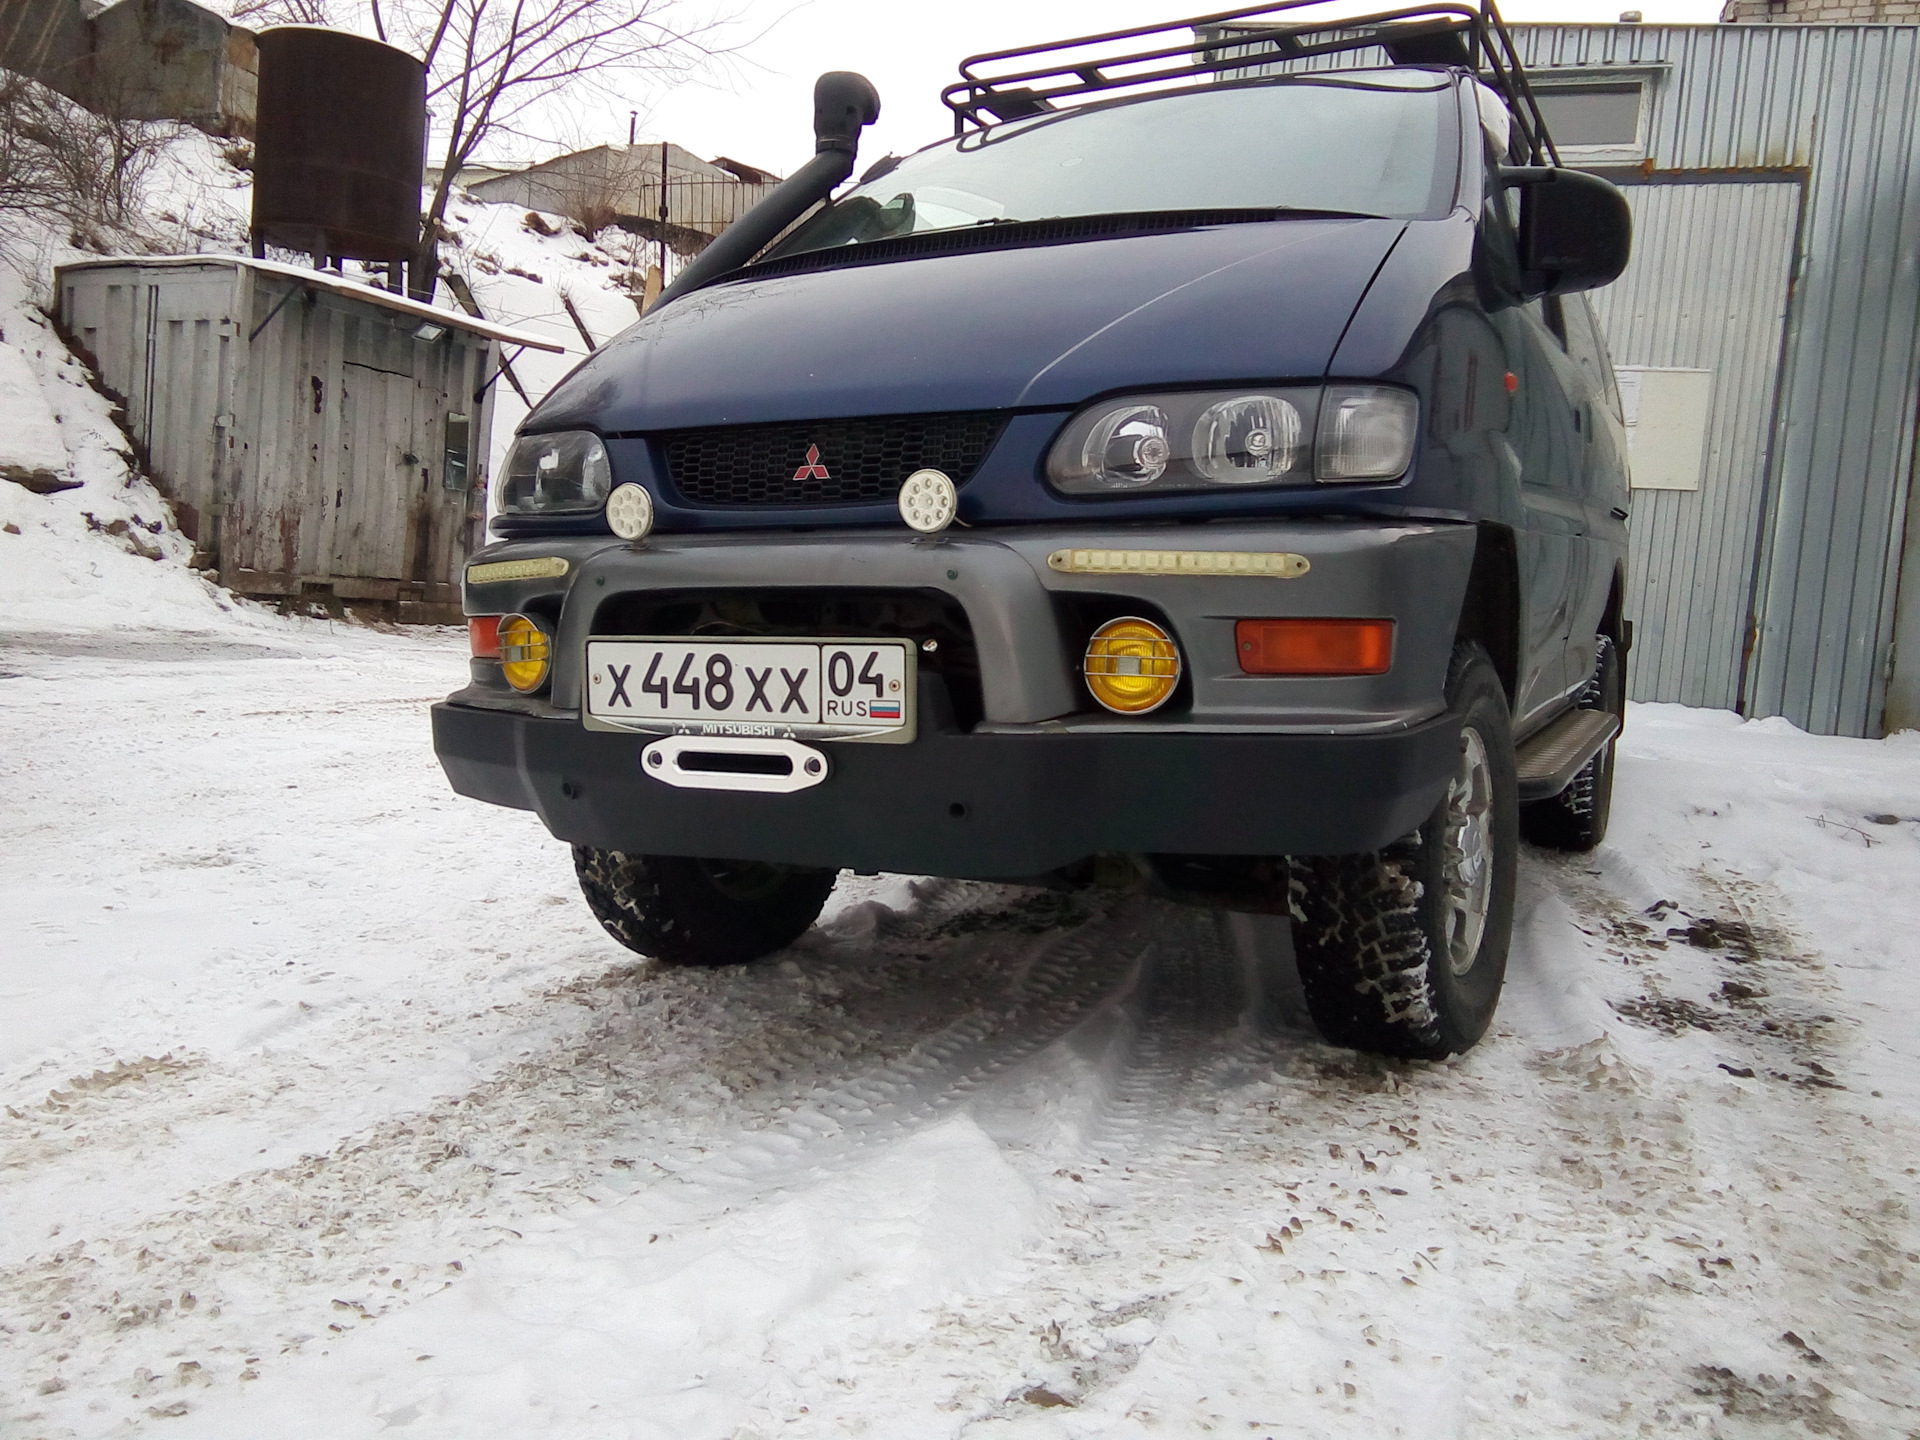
[
  {"xmin": 1532, "ymin": 81, "xmax": 1646, "ymax": 157},
  {"xmin": 443, "ymin": 413, "xmax": 471, "ymax": 492}
]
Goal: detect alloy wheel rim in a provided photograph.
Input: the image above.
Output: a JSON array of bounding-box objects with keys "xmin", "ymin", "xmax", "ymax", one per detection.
[{"xmin": 1441, "ymin": 726, "xmax": 1495, "ymax": 976}]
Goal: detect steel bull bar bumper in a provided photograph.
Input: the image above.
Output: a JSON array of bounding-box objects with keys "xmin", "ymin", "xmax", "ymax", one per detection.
[{"xmin": 432, "ymin": 691, "xmax": 1462, "ymax": 878}]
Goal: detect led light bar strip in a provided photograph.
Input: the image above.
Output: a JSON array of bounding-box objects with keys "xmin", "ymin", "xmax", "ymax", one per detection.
[
  {"xmin": 1046, "ymin": 549, "xmax": 1311, "ymax": 579},
  {"xmin": 466, "ymin": 556, "xmax": 571, "ymax": 585}
]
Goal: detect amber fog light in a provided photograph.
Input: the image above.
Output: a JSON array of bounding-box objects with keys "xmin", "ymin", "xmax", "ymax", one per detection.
[
  {"xmin": 498, "ymin": 613, "xmax": 552, "ymax": 692},
  {"xmin": 1236, "ymin": 618, "xmax": 1394, "ymax": 675},
  {"xmin": 1084, "ymin": 617, "xmax": 1181, "ymax": 714}
]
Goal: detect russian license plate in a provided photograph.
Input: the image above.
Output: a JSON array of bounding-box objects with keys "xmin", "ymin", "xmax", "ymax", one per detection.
[{"xmin": 583, "ymin": 637, "xmax": 915, "ymax": 742}]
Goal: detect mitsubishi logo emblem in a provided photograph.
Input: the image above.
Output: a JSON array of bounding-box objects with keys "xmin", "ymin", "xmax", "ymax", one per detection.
[{"xmin": 793, "ymin": 444, "xmax": 831, "ymax": 481}]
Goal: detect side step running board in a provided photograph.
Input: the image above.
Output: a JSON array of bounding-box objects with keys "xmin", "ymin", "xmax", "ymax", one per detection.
[{"xmin": 1514, "ymin": 709, "xmax": 1620, "ymax": 802}]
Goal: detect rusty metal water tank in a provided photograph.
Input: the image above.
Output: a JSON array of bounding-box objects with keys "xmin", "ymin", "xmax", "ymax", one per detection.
[{"xmin": 252, "ymin": 28, "xmax": 426, "ymax": 262}]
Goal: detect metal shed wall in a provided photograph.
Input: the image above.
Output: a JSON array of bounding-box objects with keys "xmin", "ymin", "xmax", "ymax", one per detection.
[
  {"xmin": 1510, "ymin": 24, "xmax": 1920, "ymax": 737},
  {"xmin": 58, "ymin": 258, "xmax": 499, "ymax": 615},
  {"xmin": 1583, "ymin": 179, "xmax": 1802, "ymax": 712}
]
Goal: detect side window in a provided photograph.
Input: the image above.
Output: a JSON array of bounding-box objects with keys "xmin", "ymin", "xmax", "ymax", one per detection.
[{"xmin": 1561, "ymin": 295, "xmax": 1623, "ymax": 422}]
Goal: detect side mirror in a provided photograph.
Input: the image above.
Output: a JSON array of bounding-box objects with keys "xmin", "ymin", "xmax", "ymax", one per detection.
[
  {"xmin": 1502, "ymin": 167, "xmax": 1632, "ymax": 296},
  {"xmin": 814, "ymin": 71, "xmax": 881, "ymax": 155}
]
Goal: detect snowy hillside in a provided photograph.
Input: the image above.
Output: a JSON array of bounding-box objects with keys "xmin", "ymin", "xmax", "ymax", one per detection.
[
  {"xmin": 0, "ymin": 112, "xmax": 649, "ymax": 631},
  {"xmin": 434, "ymin": 196, "xmax": 650, "ymax": 471},
  {"xmin": 0, "ymin": 253, "xmax": 243, "ymax": 635}
]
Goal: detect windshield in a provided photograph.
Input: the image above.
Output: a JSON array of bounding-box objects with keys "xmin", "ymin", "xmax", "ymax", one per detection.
[{"xmin": 769, "ymin": 73, "xmax": 1459, "ymax": 261}]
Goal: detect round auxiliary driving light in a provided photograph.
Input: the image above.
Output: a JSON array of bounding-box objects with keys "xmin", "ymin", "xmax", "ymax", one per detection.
[
  {"xmin": 899, "ymin": 468, "xmax": 957, "ymax": 534},
  {"xmin": 606, "ymin": 482, "xmax": 654, "ymax": 541},
  {"xmin": 498, "ymin": 613, "xmax": 552, "ymax": 693},
  {"xmin": 1083, "ymin": 616, "xmax": 1181, "ymax": 715}
]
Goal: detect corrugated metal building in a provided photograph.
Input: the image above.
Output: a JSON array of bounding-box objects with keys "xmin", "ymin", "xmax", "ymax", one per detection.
[
  {"xmin": 56, "ymin": 255, "xmax": 561, "ymax": 618},
  {"xmin": 1512, "ymin": 23, "xmax": 1920, "ymax": 738},
  {"xmin": 466, "ymin": 143, "xmax": 780, "ymax": 256},
  {"xmin": 1232, "ymin": 21, "xmax": 1920, "ymax": 736}
]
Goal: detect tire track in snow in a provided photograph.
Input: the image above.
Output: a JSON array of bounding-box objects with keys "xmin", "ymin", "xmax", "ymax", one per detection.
[
  {"xmin": 1, "ymin": 886, "xmax": 1156, "ymax": 1425},
  {"xmin": 783, "ymin": 903, "xmax": 1475, "ymax": 1435},
  {"xmin": 767, "ymin": 866, "xmax": 1917, "ymax": 1439}
]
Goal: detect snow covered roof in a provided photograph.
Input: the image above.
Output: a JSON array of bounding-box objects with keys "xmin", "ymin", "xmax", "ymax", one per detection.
[{"xmin": 55, "ymin": 253, "xmax": 567, "ymax": 353}]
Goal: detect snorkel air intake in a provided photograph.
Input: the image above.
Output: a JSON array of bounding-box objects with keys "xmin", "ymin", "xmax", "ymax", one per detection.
[{"xmin": 651, "ymin": 72, "xmax": 880, "ymax": 310}]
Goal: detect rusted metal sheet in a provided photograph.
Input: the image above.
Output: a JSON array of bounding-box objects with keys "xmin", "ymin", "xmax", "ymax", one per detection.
[
  {"xmin": 252, "ymin": 27, "xmax": 426, "ymax": 262},
  {"xmin": 56, "ymin": 256, "xmax": 514, "ymax": 618}
]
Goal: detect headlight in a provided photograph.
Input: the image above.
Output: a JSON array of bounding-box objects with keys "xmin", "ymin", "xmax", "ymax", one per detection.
[
  {"xmin": 497, "ymin": 430, "xmax": 612, "ymax": 514},
  {"xmin": 1083, "ymin": 403, "xmax": 1172, "ymax": 487},
  {"xmin": 1047, "ymin": 386, "xmax": 1416, "ymax": 494},
  {"xmin": 1192, "ymin": 393, "xmax": 1304, "ymax": 484}
]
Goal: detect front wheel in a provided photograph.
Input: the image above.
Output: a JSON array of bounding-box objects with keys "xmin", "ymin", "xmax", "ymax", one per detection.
[
  {"xmin": 572, "ymin": 849, "xmax": 838, "ymax": 966},
  {"xmin": 1289, "ymin": 642, "xmax": 1519, "ymax": 1058}
]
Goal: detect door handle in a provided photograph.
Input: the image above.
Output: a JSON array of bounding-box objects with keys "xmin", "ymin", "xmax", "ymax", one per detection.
[{"xmin": 1610, "ymin": 506, "xmax": 1630, "ymax": 520}]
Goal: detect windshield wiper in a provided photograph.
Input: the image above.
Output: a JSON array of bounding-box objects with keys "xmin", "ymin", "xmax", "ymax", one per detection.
[
  {"xmin": 738, "ymin": 206, "xmax": 1389, "ymax": 285},
  {"xmin": 885, "ymin": 206, "xmax": 1384, "ymax": 239},
  {"xmin": 904, "ymin": 205, "xmax": 1385, "ymax": 242}
]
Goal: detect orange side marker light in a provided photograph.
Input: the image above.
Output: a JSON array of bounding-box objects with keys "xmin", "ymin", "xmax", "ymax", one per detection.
[
  {"xmin": 1236, "ymin": 618, "xmax": 1395, "ymax": 676},
  {"xmin": 469, "ymin": 615, "xmax": 503, "ymax": 658}
]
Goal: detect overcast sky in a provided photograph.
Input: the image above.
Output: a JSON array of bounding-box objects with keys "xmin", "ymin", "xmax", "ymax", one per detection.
[{"xmin": 626, "ymin": 0, "xmax": 1724, "ymax": 177}]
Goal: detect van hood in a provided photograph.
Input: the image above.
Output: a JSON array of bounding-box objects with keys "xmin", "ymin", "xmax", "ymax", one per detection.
[{"xmin": 528, "ymin": 217, "xmax": 1406, "ymax": 433}]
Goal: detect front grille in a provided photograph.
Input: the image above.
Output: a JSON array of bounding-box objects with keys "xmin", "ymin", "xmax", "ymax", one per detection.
[{"xmin": 659, "ymin": 411, "xmax": 1007, "ymax": 508}]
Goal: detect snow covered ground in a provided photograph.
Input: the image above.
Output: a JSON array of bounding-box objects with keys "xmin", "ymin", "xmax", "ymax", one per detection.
[{"xmin": 3, "ymin": 590, "xmax": 1919, "ymax": 1439}]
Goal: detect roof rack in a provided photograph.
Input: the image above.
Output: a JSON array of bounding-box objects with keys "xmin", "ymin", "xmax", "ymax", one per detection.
[{"xmin": 941, "ymin": 0, "xmax": 1559, "ymax": 165}]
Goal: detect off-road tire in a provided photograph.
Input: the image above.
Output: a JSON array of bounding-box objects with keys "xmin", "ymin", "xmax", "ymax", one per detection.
[
  {"xmin": 1288, "ymin": 642, "xmax": 1518, "ymax": 1059},
  {"xmin": 572, "ymin": 848, "xmax": 838, "ymax": 966},
  {"xmin": 1521, "ymin": 634, "xmax": 1622, "ymax": 853}
]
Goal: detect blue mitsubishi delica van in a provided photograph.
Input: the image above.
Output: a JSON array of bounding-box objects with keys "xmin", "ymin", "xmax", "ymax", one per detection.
[{"xmin": 433, "ymin": 0, "xmax": 1633, "ymax": 1058}]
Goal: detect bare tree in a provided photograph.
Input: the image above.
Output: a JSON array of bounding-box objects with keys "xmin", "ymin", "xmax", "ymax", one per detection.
[
  {"xmin": 0, "ymin": 71, "xmax": 180, "ymax": 251},
  {"xmin": 229, "ymin": 0, "xmax": 334, "ymax": 23},
  {"xmin": 348, "ymin": 0, "xmax": 728, "ymax": 298}
]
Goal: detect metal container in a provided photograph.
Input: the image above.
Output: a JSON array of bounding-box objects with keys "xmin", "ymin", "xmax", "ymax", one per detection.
[
  {"xmin": 54, "ymin": 255, "xmax": 561, "ymax": 619},
  {"xmin": 252, "ymin": 27, "xmax": 426, "ymax": 262}
]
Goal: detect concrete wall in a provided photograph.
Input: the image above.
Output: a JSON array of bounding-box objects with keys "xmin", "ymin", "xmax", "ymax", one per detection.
[
  {"xmin": 0, "ymin": 0, "xmax": 255, "ymax": 136},
  {"xmin": 0, "ymin": 0, "xmax": 92, "ymax": 96}
]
